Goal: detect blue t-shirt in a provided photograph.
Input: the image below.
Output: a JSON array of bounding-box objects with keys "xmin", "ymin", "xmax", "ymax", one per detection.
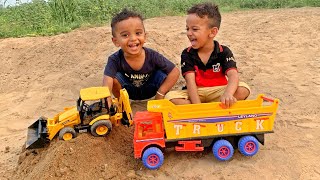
[{"xmin": 104, "ymin": 47, "xmax": 175, "ymax": 87}]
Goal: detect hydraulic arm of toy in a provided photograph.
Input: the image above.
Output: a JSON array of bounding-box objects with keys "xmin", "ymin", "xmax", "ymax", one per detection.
[{"xmin": 118, "ymin": 89, "xmax": 134, "ymax": 126}]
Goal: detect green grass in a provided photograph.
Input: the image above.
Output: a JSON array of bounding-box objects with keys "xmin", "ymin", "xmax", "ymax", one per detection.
[{"xmin": 0, "ymin": 0, "xmax": 319, "ymax": 38}]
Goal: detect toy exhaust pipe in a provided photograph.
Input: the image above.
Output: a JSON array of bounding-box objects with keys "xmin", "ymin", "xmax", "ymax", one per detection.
[{"xmin": 25, "ymin": 117, "xmax": 49, "ymax": 149}]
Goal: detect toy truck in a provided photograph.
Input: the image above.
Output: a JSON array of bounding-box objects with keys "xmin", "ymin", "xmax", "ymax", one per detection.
[
  {"xmin": 133, "ymin": 94, "xmax": 279, "ymax": 169},
  {"xmin": 26, "ymin": 87, "xmax": 133, "ymax": 149}
]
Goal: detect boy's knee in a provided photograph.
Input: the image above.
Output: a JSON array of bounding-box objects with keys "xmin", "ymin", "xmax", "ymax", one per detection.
[
  {"xmin": 234, "ymin": 86, "xmax": 250, "ymax": 100},
  {"xmin": 153, "ymin": 70, "xmax": 167, "ymax": 84},
  {"xmin": 144, "ymin": 70, "xmax": 167, "ymax": 92}
]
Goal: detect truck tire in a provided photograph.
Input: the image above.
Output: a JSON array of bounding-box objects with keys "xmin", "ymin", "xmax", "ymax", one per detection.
[
  {"xmin": 142, "ymin": 147, "xmax": 164, "ymax": 170},
  {"xmin": 59, "ymin": 127, "xmax": 76, "ymax": 141},
  {"xmin": 213, "ymin": 139, "xmax": 234, "ymax": 161},
  {"xmin": 238, "ymin": 135, "xmax": 259, "ymax": 156},
  {"xmin": 91, "ymin": 120, "xmax": 112, "ymax": 137}
]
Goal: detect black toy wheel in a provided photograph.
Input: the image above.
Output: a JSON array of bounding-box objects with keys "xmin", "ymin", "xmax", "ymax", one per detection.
[
  {"xmin": 90, "ymin": 120, "xmax": 112, "ymax": 137},
  {"xmin": 59, "ymin": 127, "xmax": 76, "ymax": 141}
]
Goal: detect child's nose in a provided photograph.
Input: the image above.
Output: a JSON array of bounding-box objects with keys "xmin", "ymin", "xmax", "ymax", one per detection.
[
  {"xmin": 129, "ymin": 34, "xmax": 137, "ymax": 41},
  {"xmin": 187, "ymin": 29, "xmax": 192, "ymax": 36}
]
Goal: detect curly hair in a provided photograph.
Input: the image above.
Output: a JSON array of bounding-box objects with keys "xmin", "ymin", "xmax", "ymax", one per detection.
[
  {"xmin": 187, "ymin": 2, "xmax": 221, "ymax": 29},
  {"xmin": 111, "ymin": 8, "xmax": 144, "ymax": 36}
]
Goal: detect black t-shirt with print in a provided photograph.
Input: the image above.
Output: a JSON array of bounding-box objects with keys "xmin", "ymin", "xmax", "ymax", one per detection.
[
  {"xmin": 104, "ymin": 47, "xmax": 175, "ymax": 87},
  {"xmin": 181, "ymin": 40, "xmax": 237, "ymax": 87}
]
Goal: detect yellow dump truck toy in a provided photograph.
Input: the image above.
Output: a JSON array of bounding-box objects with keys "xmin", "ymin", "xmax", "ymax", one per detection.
[
  {"xmin": 26, "ymin": 87, "xmax": 133, "ymax": 149},
  {"xmin": 133, "ymin": 94, "xmax": 279, "ymax": 169}
]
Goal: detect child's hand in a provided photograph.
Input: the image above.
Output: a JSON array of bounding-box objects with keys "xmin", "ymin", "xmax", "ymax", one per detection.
[
  {"xmin": 109, "ymin": 104, "xmax": 117, "ymax": 116},
  {"xmin": 220, "ymin": 93, "xmax": 237, "ymax": 108}
]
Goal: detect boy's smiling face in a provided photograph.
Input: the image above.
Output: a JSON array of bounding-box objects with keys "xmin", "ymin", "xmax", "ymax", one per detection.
[
  {"xmin": 186, "ymin": 13, "xmax": 218, "ymax": 50},
  {"xmin": 112, "ymin": 17, "xmax": 146, "ymax": 57}
]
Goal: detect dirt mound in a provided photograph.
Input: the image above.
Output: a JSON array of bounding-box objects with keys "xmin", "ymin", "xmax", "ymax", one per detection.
[{"xmin": 14, "ymin": 126, "xmax": 141, "ymax": 179}]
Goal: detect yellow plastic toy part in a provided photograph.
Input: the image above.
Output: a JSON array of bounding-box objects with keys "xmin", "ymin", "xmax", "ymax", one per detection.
[
  {"xmin": 80, "ymin": 87, "xmax": 111, "ymax": 101},
  {"xmin": 147, "ymin": 94, "xmax": 279, "ymax": 140}
]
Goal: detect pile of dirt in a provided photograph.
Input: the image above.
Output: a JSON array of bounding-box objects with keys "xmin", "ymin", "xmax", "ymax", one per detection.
[{"xmin": 13, "ymin": 126, "xmax": 142, "ymax": 179}]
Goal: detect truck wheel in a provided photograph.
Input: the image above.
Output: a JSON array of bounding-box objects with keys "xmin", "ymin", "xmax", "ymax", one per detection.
[
  {"xmin": 91, "ymin": 120, "xmax": 112, "ymax": 137},
  {"xmin": 238, "ymin": 136, "xmax": 259, "ymax": 156},
  {"xmin": 142, "ymin": 147, "xmax": 164, "ymax": 170},
  {"xmin": 213, "ymin": 139, "xmax": 234, "ymax": 161},
  {"xmin": 59, "ymin": 127, "xmax": 76, "ymax": 141}
]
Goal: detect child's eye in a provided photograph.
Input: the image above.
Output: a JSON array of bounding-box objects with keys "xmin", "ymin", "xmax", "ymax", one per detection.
[
  {"xmin": 121, "ymin": 34, "xmax": 129, "ymax": 37},
  {"xmin": 136, "ymin": 32, "xmax": 143, "ymax": 35}
]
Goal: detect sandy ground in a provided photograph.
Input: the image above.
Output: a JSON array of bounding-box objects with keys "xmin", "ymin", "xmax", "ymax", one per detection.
[{"xmin": 0, "ymin": 7, "xmax": 320, "ymax": 180}]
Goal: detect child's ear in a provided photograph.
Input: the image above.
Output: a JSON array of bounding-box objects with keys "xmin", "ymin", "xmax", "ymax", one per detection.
[
  {"xmin": 112, "ymin": 37, "xmax": 120, "ymax": 47},
  {"xmin": 209, "ymin": 27, "xmax": 219, "ymax": 38}
]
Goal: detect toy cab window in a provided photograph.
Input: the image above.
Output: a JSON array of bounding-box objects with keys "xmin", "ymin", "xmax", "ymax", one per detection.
[
  {"xmin": 88, "ymin": 100, "xmax": 102, "ymax": 111},
  {"xmin": 138, "ymin": 121, "xmax": 153, "ymax": 137}
]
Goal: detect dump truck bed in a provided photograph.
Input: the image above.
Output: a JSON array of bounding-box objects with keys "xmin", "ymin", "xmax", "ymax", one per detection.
[{"xmin": 147, "ymin": 94, "xmax": 279, "ymax": 140}]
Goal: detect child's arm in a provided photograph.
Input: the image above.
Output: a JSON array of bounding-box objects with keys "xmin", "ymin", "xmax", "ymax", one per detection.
[
  {"xmin": 103, "ymin": 75, "xmax": 113, "ymax": 90},
  {"xmin": 220, "ymin": 69, "xmax": 239, "ymax": 108},
  {"xmin": 102, "ymin": 75, "xmax": 114, "ymax": 108},
  {"xmin": 156, "ymin": 67, "xmax": 180, "ymax": 99},
  {"xmin": 185, "ymin": 73, "xmax": 201, "ymax": 104}
]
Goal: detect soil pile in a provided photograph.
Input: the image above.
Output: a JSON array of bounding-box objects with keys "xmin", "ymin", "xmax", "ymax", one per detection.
[{"xmin": 15, "ymin": 126, "xmax": 141, "ymax": 179}]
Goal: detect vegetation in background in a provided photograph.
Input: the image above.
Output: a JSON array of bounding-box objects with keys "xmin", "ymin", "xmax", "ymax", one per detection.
[{"xmin": 0, "ymin": 0, "xmax": 319, "ymax": 38}]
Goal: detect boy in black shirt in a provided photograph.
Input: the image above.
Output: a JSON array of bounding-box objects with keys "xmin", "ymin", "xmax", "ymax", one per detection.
[{"xmin": 166, "ymin": 3, "xmax": 250, "ymax": 108}]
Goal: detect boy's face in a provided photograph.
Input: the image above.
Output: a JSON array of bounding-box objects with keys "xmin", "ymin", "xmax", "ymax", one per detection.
[
  {"xmin": 112, "ymin": 17, "xmax": 146, "ymax": 56},
  {"xmin": 186, "ymin": 14, "xmax": 218, "ymax": 49}
]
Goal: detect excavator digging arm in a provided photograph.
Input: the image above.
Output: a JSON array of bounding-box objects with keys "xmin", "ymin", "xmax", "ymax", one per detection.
[{"xmin": 118, "ymin": 89, "xmax": 133, "ymax": 126}]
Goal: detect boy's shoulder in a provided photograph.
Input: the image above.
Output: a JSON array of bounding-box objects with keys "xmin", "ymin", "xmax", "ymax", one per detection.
[
  {"xmin": 109, "ymin": 49, "xmax": 123, "ymax": 60},
  {"xmin": 144, "ymin": 47, "xmax": 167, "ymax": 60},
  {"xmin": 144, "ymin": 47, "xmax": 161, "ymax": 55}
]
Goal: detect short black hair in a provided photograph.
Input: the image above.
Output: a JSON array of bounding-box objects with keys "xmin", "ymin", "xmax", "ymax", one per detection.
[
  {"xmin": 111, "ymin": 8, "xmax": 144, "ymax": 36},
  {"xmin": 187, "ymin": 2, "xmax": 221, "ymax": 29}
]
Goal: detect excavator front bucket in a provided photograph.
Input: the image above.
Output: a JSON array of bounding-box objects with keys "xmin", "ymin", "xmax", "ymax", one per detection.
[{"xmin": 26, "ymin": 117, "xmax": 49, "ymax": 149}]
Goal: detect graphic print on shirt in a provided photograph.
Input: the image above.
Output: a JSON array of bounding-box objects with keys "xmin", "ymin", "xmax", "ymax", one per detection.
[
  {"xmin": 181, "ymin": 62, "xmax": 186, "ymax": 68},
  {"xmin": 212, "ymin": 63, "xmax": 221, "ymax": 72},
  {"xmin": 125, "ymin": 73, "xmax": 150, "ymax": 87},
  {"xmin": 226, "ymin": 56, "xmax": 235, "ymax": 62}
]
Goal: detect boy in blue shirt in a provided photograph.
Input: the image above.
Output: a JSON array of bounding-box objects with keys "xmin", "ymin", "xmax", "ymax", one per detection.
[{"xmin": 103, "ymin": 9, "xmax": 180, "ymax": 100}]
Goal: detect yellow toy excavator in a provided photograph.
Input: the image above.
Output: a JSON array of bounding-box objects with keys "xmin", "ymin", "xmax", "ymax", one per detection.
[{"xmin": 26, "ymin": 87, "xmax": 133, "ymax": 149}]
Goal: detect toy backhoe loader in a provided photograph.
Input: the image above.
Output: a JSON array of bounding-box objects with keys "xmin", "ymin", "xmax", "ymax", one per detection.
[{"xmin": 26, "ymin": 87, "xmax": 133, "ymax": 149}]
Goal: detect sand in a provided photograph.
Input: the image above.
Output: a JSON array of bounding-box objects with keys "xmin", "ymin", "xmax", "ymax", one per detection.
[{"xmin": 0, "ymin": 7, "xmax": 319, "ymax": 180}]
